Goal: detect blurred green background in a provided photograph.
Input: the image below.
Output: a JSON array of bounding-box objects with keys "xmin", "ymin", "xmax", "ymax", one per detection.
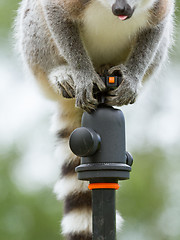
[{"xmin": 0, "ymin": 1, "xmax": 180, "ymax": 240}]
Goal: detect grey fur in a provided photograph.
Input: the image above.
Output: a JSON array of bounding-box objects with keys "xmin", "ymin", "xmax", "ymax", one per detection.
[{"xmin": 15, "ymin": 0, "xmax": 174, "ymax": 111}]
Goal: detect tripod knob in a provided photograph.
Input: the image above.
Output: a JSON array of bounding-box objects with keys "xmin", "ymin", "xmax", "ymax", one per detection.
[
  {"xmin": 126, "ymin": 152, "xmax": 133, "ymax": 166},
  {"xmin": 69, "ymin": 127, "xmax": 101, "ymax": 157}
]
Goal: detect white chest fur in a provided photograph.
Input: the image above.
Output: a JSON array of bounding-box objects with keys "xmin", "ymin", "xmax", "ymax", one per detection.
[{"xmin": 80, "ymin": 1, "xmax": 149, "ymax": 67}]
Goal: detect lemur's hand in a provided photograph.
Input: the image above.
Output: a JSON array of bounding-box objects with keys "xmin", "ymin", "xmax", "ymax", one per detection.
[
  {"xmin": 105, "ymin": 64, "xmax": 142, "ymax": 106},
  {"xmin": 74, "ymin": 71, "xmax": 106, "ymax": 112}
]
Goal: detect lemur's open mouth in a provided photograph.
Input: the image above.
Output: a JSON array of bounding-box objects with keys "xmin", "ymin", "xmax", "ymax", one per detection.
[
  {"xmin": 112, "ymin": 0, "xmax": 135, "ymax": 21},
  {"xmin": 118, "ymin": 16, "xmax": 128, "ymax": 21}
]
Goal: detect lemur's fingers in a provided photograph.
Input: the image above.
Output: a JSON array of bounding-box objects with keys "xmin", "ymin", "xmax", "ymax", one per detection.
[
  {"xmin": 130, "ymin": 97, "xmax": 137, "ymax": 104},
  {"xmin": 60, "ymin": 84, "xmax": 75, "ymax": 98},
  {"xmin": 97, "ymin": 64, "xmax": 113, "ymax": 76},
  {"xmin": 86, "ymin": 90, "xmax": 98, "ymax": 106},
  {"xmin": 105, "ymin": 95, "xmax": 133, "ymax": 106},
  {"xmin": 75, "ymin": 87, "xmax": 98, "ymax": 112},
  {"xmin": 76, "ymin": 98, "xmax": 97, "ymax": 113},
  {"xmin": 60, "ymin": 87, "xmax": 71, "ymax": 98},
  {"xmin": 108, "ymin": 66, "xmax": 123, "ymax": 76},
  {"xmin": 94, "ymin": 77, "xmax": 106, "ymax": 92},
  {"xmin": 82, "ymin": 103, "xmax": 96, "ymax": 113},
  {"xmin": 59, "ymin": 77, "xmax": 75, "ymax": 98},
  {"xmin": 82, "ymin": 88, "xmax": 98, "ymax": 107}
]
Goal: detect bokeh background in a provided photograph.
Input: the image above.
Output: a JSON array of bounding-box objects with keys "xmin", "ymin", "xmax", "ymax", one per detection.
[{"xmin": 0, "ymin": 1, "xmax": 180, "ymax": 239}]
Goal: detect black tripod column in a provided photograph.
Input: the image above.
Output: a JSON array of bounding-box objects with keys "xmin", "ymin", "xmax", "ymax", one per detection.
[
  {"xmin": 92, "ymin": 188, "xmax": 116, "ymax": 240},
  {"xmin": 69, "ymin": 105, "xmax": 133, "ymax": 240}
]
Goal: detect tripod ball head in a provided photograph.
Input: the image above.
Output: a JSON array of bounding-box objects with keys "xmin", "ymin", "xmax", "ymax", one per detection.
[{"xmin": 69, "ymin": 106, "xmax": 132, "ymax": 182}]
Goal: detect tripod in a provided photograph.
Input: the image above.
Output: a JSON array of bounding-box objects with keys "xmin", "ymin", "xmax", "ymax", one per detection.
[{"xmin": 69, "ymin": 76, "xmax": 133, "ymax": 240}]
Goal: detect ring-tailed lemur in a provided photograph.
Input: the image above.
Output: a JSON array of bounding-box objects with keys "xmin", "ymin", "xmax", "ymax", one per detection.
[{"xmin": 14, "ymin": 0, "xmax": 174, "ymax": 239}]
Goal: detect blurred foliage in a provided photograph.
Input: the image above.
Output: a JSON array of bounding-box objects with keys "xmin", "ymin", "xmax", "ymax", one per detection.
[
  {"xmin": 117, "ymin": 149, "xmax": 168, "ymax": 239},
  {"xmin": 0, "ymin": 0, "xmax": 19, "ymax": 36},
  {"xmin": 0, "ymin": 149, "xmax": 63, "ymax": 240},
  {"xmin": 0, "ymin": 146, "xmax": 175, "ymax": 239},
  {"xmin": 0, "ymin": 1, "xmax": 180, "ymax": 240}
]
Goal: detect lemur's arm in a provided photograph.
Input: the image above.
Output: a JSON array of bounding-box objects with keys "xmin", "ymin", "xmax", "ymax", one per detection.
[
  {"xmin": 106, "ymin": 22, "xmax": 166, "ymax": 106},
  {"xmin": 125, "ymin": 23, "xmax": 165, "ymax": 79},
  {"xmin": 41, "ymin": 0, "xmax": 105, "ymax": 112}
]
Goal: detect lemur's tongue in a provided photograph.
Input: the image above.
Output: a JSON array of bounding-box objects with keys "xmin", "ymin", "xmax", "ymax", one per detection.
[{"xmin": 118, "ymin": 15, "xmax": 128, "ymax": 21}]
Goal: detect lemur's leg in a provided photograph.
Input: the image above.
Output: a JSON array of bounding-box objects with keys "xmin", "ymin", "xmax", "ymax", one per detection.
[{"xmin": 52, "ymin": 100, "xmax": 93, "ymax": 240}]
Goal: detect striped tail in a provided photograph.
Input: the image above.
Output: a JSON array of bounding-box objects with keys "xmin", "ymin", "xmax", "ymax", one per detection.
[{"xmin": 52, "ymin": 99, "xmax": 92, "ymax": 240}]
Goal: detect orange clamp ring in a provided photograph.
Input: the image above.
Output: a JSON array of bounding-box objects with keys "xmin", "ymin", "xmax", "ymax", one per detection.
[{"xmin": 88, "ymin": 183, "xmax": 120, "ymax": 190}]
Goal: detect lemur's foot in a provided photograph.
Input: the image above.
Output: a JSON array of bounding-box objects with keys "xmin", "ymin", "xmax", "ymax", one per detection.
[
  {"xmin": 74, "ymin": 71, "xmax": 106, "ymax": 113},
  {"xmin": 105, "ymin": 64, "xmax": 142, "ymax": 106},
  {"xmin": 49, "ymin": 66, "xmax": 75, "ymax": 98}
]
